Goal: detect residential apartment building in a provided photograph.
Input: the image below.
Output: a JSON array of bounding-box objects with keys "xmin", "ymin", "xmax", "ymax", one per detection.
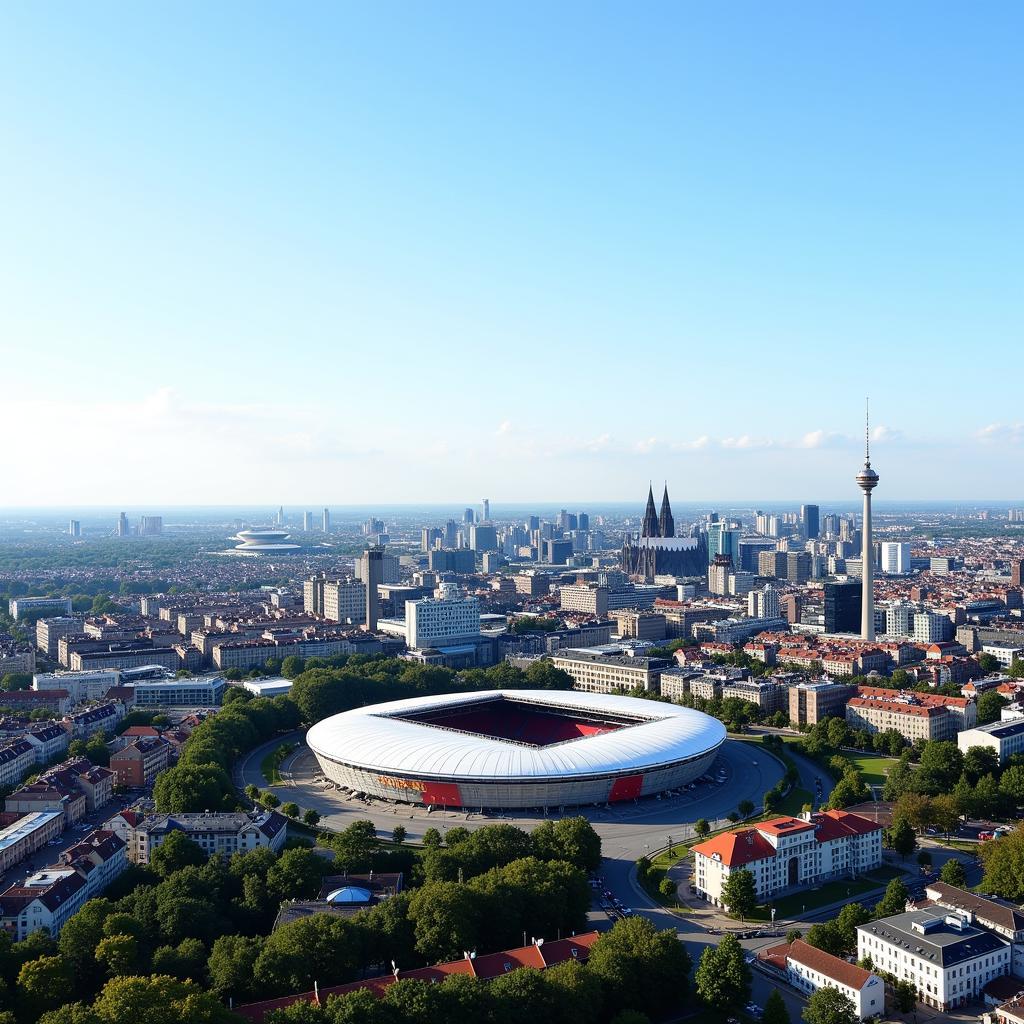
[
  {"xmin": 610, "ymin": 611, "xmax": 667, "ymax": 641},
  {"xmin": 759, "ymin": 939, "xmax": 884, "ymax": 1020},
  {"xmin": 69, "ymin": 647, "xmax": 180, "ymax": 673},
  {"xmin": 62, "ymin": 701, "xmax": 124, "ymax": 739},
  {"xmin": 847, "ymin": 687, "xmax": 976, "ymax": 742},
  {"xmin": 549, "ymin": 649, "xmax": 668, "ymax": 694},
  {"xmin": 788, "ymin": 680, "xmax": 856, "ymax": 727},
  {"xmin": 0, "ymin": 812, "xmax": 64, "ymax": 873},
  {"xmin": 0, "ymin": 741, "xmax": 35, "ymax": 790},
  {"xmin": 0, "ymin": 689, "xmax": 73, "ymax": 715},
  {"xmin": 857, "ymin": 907, "xmax": 1010, "ymax": 1011},
  {"xmin": 0, "ymin": 829, "xmax": 126, "ymax": 939},
  {"xmin": 124, "ymin": 809, "xmax": 287, "ymax": 864},
  {"xmin": 693, "ymin": 810, "xmax": 883, "ymax": 909},
  {"xmin": 38, "ymin": 758, "xmax": 115, "ymax": 812},
  {"xmin": 721, "ymin": 678, "xmax": 787, "ymax": 714},
  {"xmin": 24, "ymin": 724, "xmax": 70, "ymax": 764},
  {"xmin": 110, "ymin": 737, "xmax": 172, "ymax": 787},
  {"xmin": 35, "ymin": 618, "xmax": 81, "ymax": 659},
  {"xmin": 8, "ymin": 597, "xmax": 73, "ymax": 620}
]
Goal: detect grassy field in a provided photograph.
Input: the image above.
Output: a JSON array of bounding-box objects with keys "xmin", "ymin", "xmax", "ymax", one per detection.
[
  {"xmin": 842, "ymin": 752, "xmax": 898, "ymax": 787},
  {"xmin": 754, "ymin": 866, "xmax": 903, "ymax": 920},
  {"xmin": 260, "ymin": 743, "xmax": 294, "ymax": 785}
]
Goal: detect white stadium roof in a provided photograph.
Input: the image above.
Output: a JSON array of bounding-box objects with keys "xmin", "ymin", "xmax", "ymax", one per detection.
[{"xmin": 306, "ymin": 689, "xmax": 726, "ymax": 782}]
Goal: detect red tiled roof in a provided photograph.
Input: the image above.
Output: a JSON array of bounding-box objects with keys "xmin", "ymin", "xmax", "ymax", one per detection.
[
  {"xmin": 691, "ymin": 828, "xmax": 777, "ymax": 867},
  {"xmin": 787, "ymin": 939, "xmax": 872, "ymax": 990}
]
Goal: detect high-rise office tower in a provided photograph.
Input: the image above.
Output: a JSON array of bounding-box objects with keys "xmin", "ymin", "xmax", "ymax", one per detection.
[
  {"xmin": 276, "ymin": 505, "xmax": 284, "ymax": 526},
  {"xmin": 322, "ymin": 507, "xmax": 331, "ymax": 533},
  {"xmin": 527, "ymin": 515, "xmax": 540, "ymax": 532},
  {"xmin": 482, "ymin": 498, "xmax": 490, "ymax": 522},
  {"xmin": 464, "ymin": 507, "xmax": 475, "ymax": 525},
  {"xmin": 801, "ymin": 504, "xmax": 820, "ymax": 540},
  {"xmin": 1012, "ymin": 559, "xmax": 1024, "ymax": 588},
  {"xmin": 881, "ymin": 542, "xmax": 912, "ymax": 575},
  {"xmin": 444, "ymin": 520, "xmax": 458, "ymax": 548},
  {"xmin": 578, "ymin": 512, "xmax": 589, "ymax": 531},
  {"xmin": 68, "ymin": 519, "xmax": 81, "ymax": 537},
  {"xmin": 140, "ymin": 515, "xmax": 163, "ymax": 536},
  {"xmin": 360, "ymin": 546, "xmax": 384, "ymax": 631},
  {"xmin": 825, "ymin": 580, "xmax": 862, "ymax": 634},
  {"xmin": 302, "ymin": 511, "xmax": 313, "ymax": 532},
  {"xmin": 117, "ymin": 512, "xmax": 129, "ymax": 537},
  {"xmin": 856, "ymin": 404, "xmax": 879, "ymax": 641}
]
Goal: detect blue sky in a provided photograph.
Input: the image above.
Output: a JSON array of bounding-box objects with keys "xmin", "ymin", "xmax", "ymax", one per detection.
[{"xmin": 1, "ymin": 3, "xmax": 1021, "ymax": 505}]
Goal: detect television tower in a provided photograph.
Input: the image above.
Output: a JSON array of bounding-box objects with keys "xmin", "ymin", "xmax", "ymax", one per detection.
[{"xmin": 856, "ymin": 399, "xmax": 879, "ymax": 640}]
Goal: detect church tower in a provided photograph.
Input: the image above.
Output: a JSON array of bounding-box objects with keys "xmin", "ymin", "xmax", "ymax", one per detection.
[
  {"xmin": 658, "ymin": 485, "xmax": 675, "ymax": 538},
  {"xmin": 641, "ymin": 484, "xmax": 659, "ymax": 538}
]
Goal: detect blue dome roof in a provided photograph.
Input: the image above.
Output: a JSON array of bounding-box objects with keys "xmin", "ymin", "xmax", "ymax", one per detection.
[{"xmin": 325, "ymin": 886, "xmax": 372, "ymax": 904}]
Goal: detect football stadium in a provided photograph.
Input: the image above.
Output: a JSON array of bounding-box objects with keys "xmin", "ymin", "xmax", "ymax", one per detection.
[{"xmin": 306, "ymin": 689, "xmax": 727, "ymax": 810}]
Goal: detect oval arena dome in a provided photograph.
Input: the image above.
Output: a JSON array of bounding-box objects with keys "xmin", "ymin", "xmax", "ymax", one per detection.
[{"xmin": 306, "ymin": 689, "xmax": 726, "ymax": 810}]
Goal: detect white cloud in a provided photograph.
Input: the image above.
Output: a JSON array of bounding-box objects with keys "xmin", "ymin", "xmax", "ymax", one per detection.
[
  {"xmin": 720, "ymin": 435, "xmax": 773, "ymax": 450},
  {"xmin": 977, "ymin": 423, "xmax": 1024, "ymax": 445},
  {"xmin": 495, "ymin": 420, "xmax": 513, "ymax": 436},
  {"xmin": 671, "ymin": 435, "xmax": 710, "ymax": 451}
]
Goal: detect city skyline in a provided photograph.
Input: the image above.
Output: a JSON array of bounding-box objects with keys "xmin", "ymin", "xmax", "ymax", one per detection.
[{"xmin": 2, "ymin": 5, "xmax": 1022, "ymax": 503}]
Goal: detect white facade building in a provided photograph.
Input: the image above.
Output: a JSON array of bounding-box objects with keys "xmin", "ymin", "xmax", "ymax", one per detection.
[
  {"xmin": 957, "ymin": 720, "xmax": 1024, "ymax": 765},
  {"xmin": 858, "ymin": 907, "xmax": 1011, "ymax": 1011},
  {"xmin": 748, "ymin": 584, "xmax": 780, "ymax": 620},
  {"xmin": 693, "ymin": 811, "xmax": 883, "ymax": 909},
  {"xmin": 881, "ymin": 542, "xmax": 912, "ymax": 574},
  {"xmin": 406, "ymin": 591, "xmax": 481, "ymax": 650},
  {"xmin": 33, "ymin": 669, "xmax": 121, "ymax": 705},
  {"xmin": 914, "ymin": 612, "xmax": 950, "ymax": 644}
]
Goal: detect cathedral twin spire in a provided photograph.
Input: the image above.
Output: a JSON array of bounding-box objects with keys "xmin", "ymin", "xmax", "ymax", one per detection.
[{"xmin": 641, "ymin": 483, "xmax": 674, "ymax": 538}]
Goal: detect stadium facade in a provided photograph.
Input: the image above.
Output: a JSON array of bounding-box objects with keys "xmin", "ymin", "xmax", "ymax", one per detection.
[{"xmin": 306, "ymin": 689, "xmax": 726, "ymax": 810}]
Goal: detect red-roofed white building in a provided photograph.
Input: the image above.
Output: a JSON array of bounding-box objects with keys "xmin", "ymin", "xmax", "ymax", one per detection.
[
  {"xmin": 760, "ymin": 939, "xmax": 885, "ymax": 1019},
  {"xmin": 692, "ymin": 810, "xmax": 882, "ymax": 909}
]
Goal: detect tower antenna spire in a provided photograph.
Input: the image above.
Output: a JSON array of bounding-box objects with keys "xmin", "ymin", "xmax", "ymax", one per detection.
[{"xmin": 865, "ymin": 397, "xmax": 870, "ymax": 463}]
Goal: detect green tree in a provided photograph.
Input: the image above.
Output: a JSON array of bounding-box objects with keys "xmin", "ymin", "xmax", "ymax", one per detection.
[
  {"xmin": 266, "ymin": 847, "xmax": 326, "ymax": 903},
  {"xmin": 835, "ymin": 903, "xmax": 871, "ymax": 953},
  {"xmin": 694, "ymin": 932, "xmax": 750, "ymax": 1011},
  {"xmin": 803, "ymin": 986, "xmax": 857, "ymax": 1024},
  {"xmin": 694, "ymin": 818, "xmax": 710, "ymax": 840},
  {"xmin": 407, "ymin": 881, "xmax": 482, "ymax": 963},
  {"xmin": 940, "ymin": 857, "xmax": 967, "ymax": 887},
  {"xmin": 762, "ymin": 988, "xmax": 791, "ymax": 1024},
  {"xmin": 885, "ymin": 817, "xmax": 917, "ymax": 861},
  {"xmin": 18, "ymin": 955, "xmax": 76, "ymax": 1015},
  {"xmin": 207, "ymin": 934, "xmax": 264, "ymax": 1001},
  {"xmin": 916, "ymin": 741, "xmax": 964, "ymax": 795},
  {"xmin": 931, "ymin": 793, "xmax": 961, "ymax": 836},
  {"xmin": 917, "ymin": 849, "xmax": 933, "ymax": 870},
  {"xmin": 972, "ymin": 773, "xmax": 1002, "ymax": 820},
  {"xmin": 391, "ymin": 825, "xmax": 407, "ymax": 845},
  {"xmin": 255, "ymin": 915, "xmax": 361, "ymax": 994},
  {"xmin": 153, "ymin": 762, "xmax": 234, "ymax": 812},
  {"xmin": 827, "ymin": 770, "xmax": 870, "ymax": 810},
  {"xmin": 978, "ymin": 691, "xmax": 1008, "ymax": 725},
  {"xmin": 422, "ymin": 827, "xmax": 442, "ymax": 848},
  {"xmin": 1009, "ymin": 659, "xmax": 1024, "ymax": 680},
  {"xmin": 874, "ymin": 878, "xmax": 909, "ymax": 919},
  {"xmin": 891, "ymin": 978, "xmax": 919, "ymax": 1012},
  {"xmin": 737, "ymin": 799, "xmax": 755, "ymax": 818},
  {"xmin": 90, "ymin": 974, "xmax": 237, "ymax": 1024},
  {"xmin": 979, "ymin": 828, "xmax": 1024, "ymax": 899},
  {"xmin": 94, "ymin": 934, "xmax": 140, "ymax": 977},
  {"xmin": 302, "ymin": 809, "xmax": 321, "ymax": 827},
  {"xmin": 149, "ymin": 832, "xmax": 207, "ymax": 876},
  {"xmin": 281, "ymin": 802, "xmax": 300, "ymax": 818},
  {"xmin": 964, "ymin": 745, "xmax": 1000, "ymax": 783},
  {"xmin": 150, "ymin": 937, "xmax": 206, "ymax": 981},
  {"xmin": 281, "ymin": 655, "xmax": 306, "ymax": 679},
  {"xmin": 588, "ymin": 917, "xmax": 690, "ymax": 1020},
  {"xmin": 805, "ymin": 922, "xmax": 845, "ymax": 957},
  {"xmin": 720, "ymin": 868, "xmax": 757, "ymax": 920},
  {"xmin": 530, "ymin": 817, "xmax": 602, "ymax": 872}
]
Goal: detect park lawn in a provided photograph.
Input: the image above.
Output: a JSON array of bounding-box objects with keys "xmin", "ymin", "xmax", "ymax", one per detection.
[
  {"xmin": 842, "ymin": 752, "xmax": 898, "ymax": 787},
  {"xmin": 261, "ymin": 744, "xmax": 295, "ymax": 785},
  {"xmin": 766, "ymin": 874, "xmax": 888, "ymax": 918}
]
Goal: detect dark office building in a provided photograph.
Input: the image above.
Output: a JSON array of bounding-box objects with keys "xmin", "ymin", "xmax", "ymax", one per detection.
[
  {"xmin": 544, "ymin": 539, "xmax": 574, "ymax": 565},
  {"xmin": 801, "ymin": 504, "xmax": 820, "ymax": 540},
  {"xmin": 428, "ymin": 548, "xmax": 476, "ymax": 574},
  {"xmin": 825, "ymin": 580, "xmax": 862, "ymax": 634},
  {"xmin": 739, "ymin": 538, "xmax": 777, "ymax": 573}
]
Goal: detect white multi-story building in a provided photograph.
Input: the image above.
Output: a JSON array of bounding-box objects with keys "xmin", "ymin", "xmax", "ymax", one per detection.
[
  {"xmin": 881, "ymin": 542, "xmax": 912, "ymax": 575},
  {"xmin": 760, "ymin": 938, "xmax": 885, "ymax": 1020},
  {"xmin": 957, "ymin": 719, "xmax": 1024, "ymax": 765},
  {"xmin": 406, "ymin": 590, "xmax": 481, "ymax": 650},
  {"xmin": 559, "ymin": 584, "xmax": 609, "ymax": 618},
  {"xmin": 858, "ymin": 907, "xmax": 1010, "ymax": 1011},
  {"xmin": 693, "ymin": 811, "xmax": 883, "ymax": 909},
  {"xmin": 914, "ymin": 611, "xmax": 950, "ymax": 644},
  {"xmin": 132, "ymin": 677, "xmax": 226, "ymax": 706},
  {"xmin": 33, "ymin": 669, "xmax": 121, "ymax": 705},
  {"xmin": 549, "ymin": 649, "xmax": 665, "ymax": 694},
  {"xmin": 885, "ymin": 602, "xmax": 916, "ymax": 637},
  {"xmin": 8, "ymin": 597, "xmax": 73, "ymax": 620},
  {"xmin": 121, "ymin": 809, "xmax": 287, "ymax": 864},
  {"xmin": 0, "ymin": 741, "xmax": 35, "ymax": 790},
  {"xmin": 982, "ymin": 642, "xmax": 1024, "ymax": 669},
  {"xmin": 748, "ymin": 584, "xmax": 780, "ymax": 621},
  {"xmin": 323, "ymin": 581, "xmax": 367, "ymax": 624}
]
